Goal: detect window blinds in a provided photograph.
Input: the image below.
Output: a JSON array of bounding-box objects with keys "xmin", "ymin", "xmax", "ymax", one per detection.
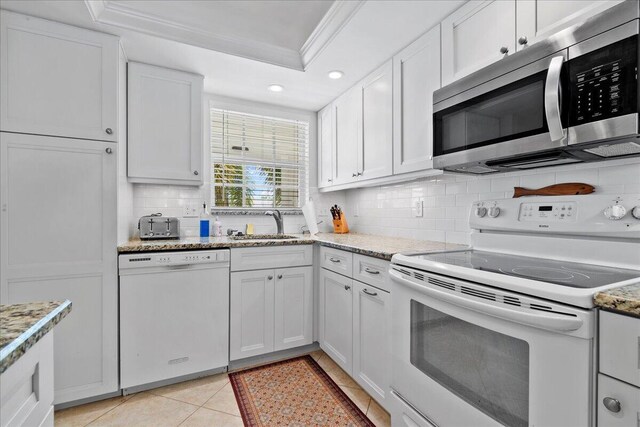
[{"xmin": 210, "ymin": 108, "xmax": 309, "ymax": 208}]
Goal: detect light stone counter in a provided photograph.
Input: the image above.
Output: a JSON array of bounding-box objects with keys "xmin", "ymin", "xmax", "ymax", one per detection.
[{"xmin": 594, "ymin": 283, "xmax": 640, "ymax": 317}]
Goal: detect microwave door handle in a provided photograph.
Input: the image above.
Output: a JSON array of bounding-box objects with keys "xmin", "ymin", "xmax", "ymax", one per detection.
[
  {"xmin": 390, "ymin": 269, "xmax": 583, "ymax": 333},
  {"xmin": 544, "ymin": 56, "xmax": 565, "ymax": 142}
]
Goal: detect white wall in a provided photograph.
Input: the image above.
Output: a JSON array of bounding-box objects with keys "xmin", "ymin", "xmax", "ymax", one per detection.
[
  {"xmin": 128, "ymin": 94, "xmax": 346, "ymax": 238},
  {"xmin": 343, "ymin": 158, "xmax": 640, "ymax": 245}
]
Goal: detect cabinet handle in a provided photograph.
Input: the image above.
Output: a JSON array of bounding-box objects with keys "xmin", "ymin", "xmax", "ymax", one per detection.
[
  {"xmin": 344, "ymin": 285, "xmax": 351, "ymax": 291},
  {"xmin": 499, "ymin": 46, "xmax": 509, "ymax": 54},
  {"xmin": 105, "ymin": 128, "xmax": 113, "ymax": 135},
  {"xmin": 362, "ymin": 288, "xmax": 378, "ymax": 296},
  {"xmin": 193, "ymin": 171, "xmax": 199, "ymax": 176},
  {"xmin": 364, "ymin": 268, "xmax": 380, "ymax": 275},
  {"xmin": 518, "ymin": 36, "xmax": 528, "ymax": 46},
  {"xmin": 105, "ymin": 147, "xmax": 113, "ymax": 154},
  {"xmin": 277, "ymin": 274, "xmax": 283, "ymax": 279},
  {"xmin": 602, "ymin": 397, "xmax": 621, "ymax": 413},
  {"xmin": 329, "ymin": 257, "xmax": 341, "ymax": 263},
  {"xmin": 267, "ymin": 275, "xmax": 273, "ymax": 280}
]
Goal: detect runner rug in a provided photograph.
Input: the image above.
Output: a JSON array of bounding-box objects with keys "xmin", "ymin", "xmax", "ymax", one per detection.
[{"xmin": 229, "ymin": 355, "xmax": 375, "ymax": 426}]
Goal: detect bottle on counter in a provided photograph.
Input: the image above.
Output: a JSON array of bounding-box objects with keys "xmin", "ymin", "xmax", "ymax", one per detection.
[
  {"xmin": 199, "ymin": 203, "xmax": 210, "ymax": 237},
  {"xmin": 213, "ymin": 216, "xmax": 223, "ymax": 237}
]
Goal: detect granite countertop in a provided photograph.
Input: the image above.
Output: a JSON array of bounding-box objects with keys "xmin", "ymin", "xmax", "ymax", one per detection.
[
  {"xmin": 0, "ymin": 300, "xmax": 72, "ymax": 374},
  {"xmin": 594, "ymin": 283, "xmax": 640, "ymax": 318},
  {"xmin": 118, "ymin": 233, "xmax": 466, "ymax": 260}
]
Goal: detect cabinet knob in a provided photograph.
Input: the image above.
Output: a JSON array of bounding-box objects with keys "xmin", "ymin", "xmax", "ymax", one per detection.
[
  {"xmin": 105, "ymin": 128, "xmax": 113, "ymax": 135},
  {"xmin": 277, "ymin": 274, "xmax": 283, "ymax": 279},
  {"xmin": 344, "ymin": 285, "xmax": 351, "ymax": 291},
  {"xmin": 352, "ymin": 173, "xmax": 357, "ymax": 177},
  {"xmin": 193, "ymin": 171, "xmax": 199, "ymax": 176},
  {"xmin": 357, "ymin": 172, "xmax": 362, "ymax": 176},
  {"xmin": 602, "ymin": 397, "xmax": 621, "ymax": 413},
  {"xmin": 105, "ymin": 147, "xmax": 113, "ymax": 154},
  {"xmin": 267, "ymin": 275, "xmax": 273, "ymax": 280},
  {"xmin": 328, "ymin": 179, "xmax": 333, "ymax": 183},
  {"xmin": 499, "ymin": 46, "xmax": 509, "ymax": 55},
  {"xmin": 518, "ymin": 36, "xmax": 528, "ymax": 46}
]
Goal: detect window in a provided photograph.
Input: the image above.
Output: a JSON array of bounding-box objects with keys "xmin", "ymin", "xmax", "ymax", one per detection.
[{"xmin": 210, "ymin": 108, "xmax": 309, "ymax": 209}]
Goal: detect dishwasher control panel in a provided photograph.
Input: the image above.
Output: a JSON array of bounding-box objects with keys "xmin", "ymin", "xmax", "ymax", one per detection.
[{"xmin": 119, "ymin": 249, "xmax": 229, "ymax": 270}]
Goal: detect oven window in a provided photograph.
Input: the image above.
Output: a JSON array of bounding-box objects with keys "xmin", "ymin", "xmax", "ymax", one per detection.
[
  {"xmin": 410, "ymin": 300, "xmax": 529, "ymax": 427},
  {"xmin": 434, "ymin": 70, "xmax": 548, "ymax": 156}
]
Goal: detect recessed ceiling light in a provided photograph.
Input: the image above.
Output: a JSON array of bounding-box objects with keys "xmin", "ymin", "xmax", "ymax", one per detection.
[
  {"xmin": 268, "ymin": 84, "xmax": 284, "ymax": 92},
  {"xmin": 328, "ymin": 70, "xmax": 343, "ymax": 79}
]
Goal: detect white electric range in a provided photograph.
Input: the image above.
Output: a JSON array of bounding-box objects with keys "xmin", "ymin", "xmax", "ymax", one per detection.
[{"xmin": 389, "ymin": 193, "xmax": 640, "ymax": 427}]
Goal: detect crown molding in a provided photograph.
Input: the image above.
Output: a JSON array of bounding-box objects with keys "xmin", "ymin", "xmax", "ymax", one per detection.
[
  {"xmin": 84, "ymin": 0, "xmax": 304, "ymax": 70},
  {"xmin": 299, "ymin": 0, "xmax": 364, "ymax": 70}
]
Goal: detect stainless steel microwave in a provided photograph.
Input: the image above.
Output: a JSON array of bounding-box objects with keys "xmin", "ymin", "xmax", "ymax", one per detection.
[{"xmin": 433, "ymin": 0, "xmax": 640, "ymax": 174}]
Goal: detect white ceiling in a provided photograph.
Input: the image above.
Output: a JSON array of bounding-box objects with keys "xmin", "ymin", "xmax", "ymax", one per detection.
[{"xmin": 0, "ymin": 0, "xmax": 464, "ymax": 111}]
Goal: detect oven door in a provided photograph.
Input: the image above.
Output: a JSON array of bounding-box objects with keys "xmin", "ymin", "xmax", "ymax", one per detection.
[
  {"xmin": 390, "ymin": 267, "xmax": 595, "ymax": 427},
  {"xmin": 433, "ymin": 53, "xmax": 568, "ymax": 172}
]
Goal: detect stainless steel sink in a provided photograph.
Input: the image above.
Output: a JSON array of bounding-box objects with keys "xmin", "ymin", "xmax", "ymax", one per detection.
[{"xmin": 229, "ymin": 234, "xmax": 298, "ymax": 240}]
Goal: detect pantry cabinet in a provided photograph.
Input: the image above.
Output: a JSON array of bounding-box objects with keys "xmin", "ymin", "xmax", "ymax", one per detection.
[
  {"xmin": 127, "ymin": 62, "xmax": 203, "ymax": 186},
  {"xmin": 319, "ymin": 268, "xmax": 354, "ymax": 373},
  {"xmin": 0, "ymin": 11, "xmax": 119, "ymax": 142},
  {"xmin": 393, "ymin": 25, "xmax": 440, "ymax": 174},
  {"xmin": 230, "ymin": 246, "xmax": 313, "ymax": 361},
  {"xmin": 317, "ymin": 104, "xmax": 335, "ymax": 188},
  {"xmin": 441, "ymin": 0, "xmax": 623, "ymax": 84}
]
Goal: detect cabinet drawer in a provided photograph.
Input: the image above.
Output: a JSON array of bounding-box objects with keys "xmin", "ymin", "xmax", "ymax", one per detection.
[
  {"xmin": 599, "ymin": 311, "xmax": 640, "ymax": 387},
  {"xmin": 353, "ymin": 254, "xmax": 390, "ymax": 292},
  {"xmin": 231, "ymin": 245, "xmax": 312, "ymax": 272},
  {"xmin": 320, "ymin": 246, "xmax": 353, "ymax": 276},
  {"xmin": 597, "ymin": 373, "xmax": 640, "ymax": 427}
]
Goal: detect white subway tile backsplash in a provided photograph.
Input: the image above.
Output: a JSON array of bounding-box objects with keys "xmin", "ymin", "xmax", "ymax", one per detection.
[{"xmin": 491, "ymin": 176, "xmax": 520, "ymax": 193}]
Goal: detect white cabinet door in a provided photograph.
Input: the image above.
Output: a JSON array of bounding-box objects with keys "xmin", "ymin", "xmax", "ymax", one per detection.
[
  {"xmin": 516, "ymin": 0, "xmax": 623, "ymax": 51},
  {"xmin": 393, "ymin": 25, "xmax": 440, "ymax": 174},
  {"xmin": 0, "ymin": 132, "xmax": 118, "ymax": 404},
  {"xmin": 319, "ymin": 268, "xmax": 353, "ymax": 374},
  {"xmin": 597, "ymin": 374, "xmax": 640, "ymax": 427},
  {"xmin": 353, "ymin": 281, "xmax": 390, "ymax": 407},
  {"xmin": 0, "ymin": 11, "xmax": 118, "ymax": 142},
  {"xmin": 359, "ymin": 60, "xmax": 393, "ymax": 180},
  {"xmin": 441, "ymin": 0, "xmax": 516, "ymax": 85},
  {"xmin": 274, "ymin": 266, "xmax": 313, "ymax": 351},
  {"xmin": 230, "ymin": 270, "xmax": 275, "ymax": 360},
  {"xmin": 333, "ymin": 87, "xmax": 361, "ymax": 185},
  {"xmin": 128, "ymin": 62, "xmax": 203, "ymax": 186},
  {"xmin": 318, "ymin": 104, "xmax": 335, "ymax": 188}
]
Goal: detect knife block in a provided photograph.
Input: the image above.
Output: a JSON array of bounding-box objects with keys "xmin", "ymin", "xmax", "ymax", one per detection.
[{"xmin": 332, "ymin": 217, "xmax": 349, "ymax": 234}]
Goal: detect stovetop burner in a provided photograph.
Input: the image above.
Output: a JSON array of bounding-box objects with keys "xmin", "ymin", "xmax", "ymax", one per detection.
[{"xmin": 409, "ymin": 250, "xmax": 640, "ymax": 289}]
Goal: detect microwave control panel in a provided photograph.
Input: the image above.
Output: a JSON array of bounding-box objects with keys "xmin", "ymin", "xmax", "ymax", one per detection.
[{"xmin": 568, "ymin": 35, "xmax": 638, "ymax": 127}]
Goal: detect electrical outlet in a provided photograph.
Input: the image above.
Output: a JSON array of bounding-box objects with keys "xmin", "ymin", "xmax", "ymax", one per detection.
[
  {"xmin": 183, "ymin": 205, "xmax": 198, "ymax": 218},
  {"xmin": 413, "ymin": 200, "xmax": 423, "ymax": 217}
]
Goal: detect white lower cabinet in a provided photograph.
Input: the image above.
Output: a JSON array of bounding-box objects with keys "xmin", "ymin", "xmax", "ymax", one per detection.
[
  {"xmin": 319, "ymin": 268, "xmax": 354, "ymax": 373},
  {"xmin": 319, "ymin": 247, "xmax": 391, "ymax": 409},
  {"xmin": 598, "ymin": 374, "xmax": 640, "ymax": 427},
  {"xmin": 353, "ymin": 280, "xmax": 390, "ymax": 405},
  {"xmin": 230, "ymin": 259, "xmax": 313, "ymax": 361}
]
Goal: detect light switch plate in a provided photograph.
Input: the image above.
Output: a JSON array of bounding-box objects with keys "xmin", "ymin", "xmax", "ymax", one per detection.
[
  {"xmin": 413, "ymin": 200, "xmax": 423, "ymax": 217},
  {"xmin": 183, "ymin": 205, "xmax": 198, "ymax": 218}
]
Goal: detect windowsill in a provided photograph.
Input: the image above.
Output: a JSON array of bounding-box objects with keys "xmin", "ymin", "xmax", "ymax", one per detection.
[{"xmin": 210, "ymin": 208, "xmax": 304, "ymax": 215}]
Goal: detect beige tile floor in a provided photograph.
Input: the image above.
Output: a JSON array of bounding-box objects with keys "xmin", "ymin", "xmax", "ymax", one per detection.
[{"xmin": 55, "ymin": 350, "xmax": 391, "ymax": 427}]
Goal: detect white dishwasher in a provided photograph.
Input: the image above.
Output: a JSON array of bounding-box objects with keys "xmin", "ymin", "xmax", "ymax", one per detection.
[{"xmin": 118, "ymin": 250, "xmax": 230, "ymax": 392}]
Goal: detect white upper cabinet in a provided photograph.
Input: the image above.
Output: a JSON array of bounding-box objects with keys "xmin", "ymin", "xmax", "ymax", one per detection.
[
  {"xmin": 333, "ymin": 86, "xmax": 361, "ymax": 185},
  {"xmin": 441, "ymin": 0, "xmax": 516, "ymax": 86},
  {"xmin": 0, "ymin": 11, "xmax": 119, "ymax": 142},
  {"xmin": 127, "ymin": 62, "xmax": 203, "ymax": 186},
  {"xmin": 317, "ymin": 104, "xmax": 335, "ymax": 188},
  {"xmin": 516, "ymin": 0, "xmax": 624, "ymax": 51},
  {"xmin": 359, "ymin": 60, "xmax": 393, "ymax": 180},
  {"xmin": 393, "ymin": 25, "xmax": 441, "ymax": 174}
]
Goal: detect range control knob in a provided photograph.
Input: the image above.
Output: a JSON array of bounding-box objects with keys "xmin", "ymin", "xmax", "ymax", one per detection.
[
  {"xmin": 488, "ymin": 206, "xmax": 501, "ymax": 218},
  {"xmin": 475, "ymin": 206, "xmax": 487, "ymax": 218},
  {"xmin": 604, "ymin": 204, "xmax": 627, "ymax": 220},
  {"xmin": 632, "ymin": 206, "xmax": 640, "ymax": 220}
]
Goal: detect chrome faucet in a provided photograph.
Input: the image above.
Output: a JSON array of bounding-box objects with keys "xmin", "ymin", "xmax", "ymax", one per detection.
[{"xmin": 265, "ymin": 210, "xmax": 284, "ymax": 234}]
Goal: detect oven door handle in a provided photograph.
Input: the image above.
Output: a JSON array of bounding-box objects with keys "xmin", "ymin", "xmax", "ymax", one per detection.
[
  {"xmin": 390, "ymin": 270, "xmax": 583, "ymax": 333},
  {"xmin": 544, "ymin": 56, "xmax": 565, "ymax": 142}
]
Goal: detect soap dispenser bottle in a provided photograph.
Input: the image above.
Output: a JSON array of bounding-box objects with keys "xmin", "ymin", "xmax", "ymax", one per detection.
[
  {"xmin": 213, "ymin": 216, "xmax": 223, "ymax": 237},
  {"xmin": 199, "ymin": 203, "xmax": 210, "ymax": 237}
]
